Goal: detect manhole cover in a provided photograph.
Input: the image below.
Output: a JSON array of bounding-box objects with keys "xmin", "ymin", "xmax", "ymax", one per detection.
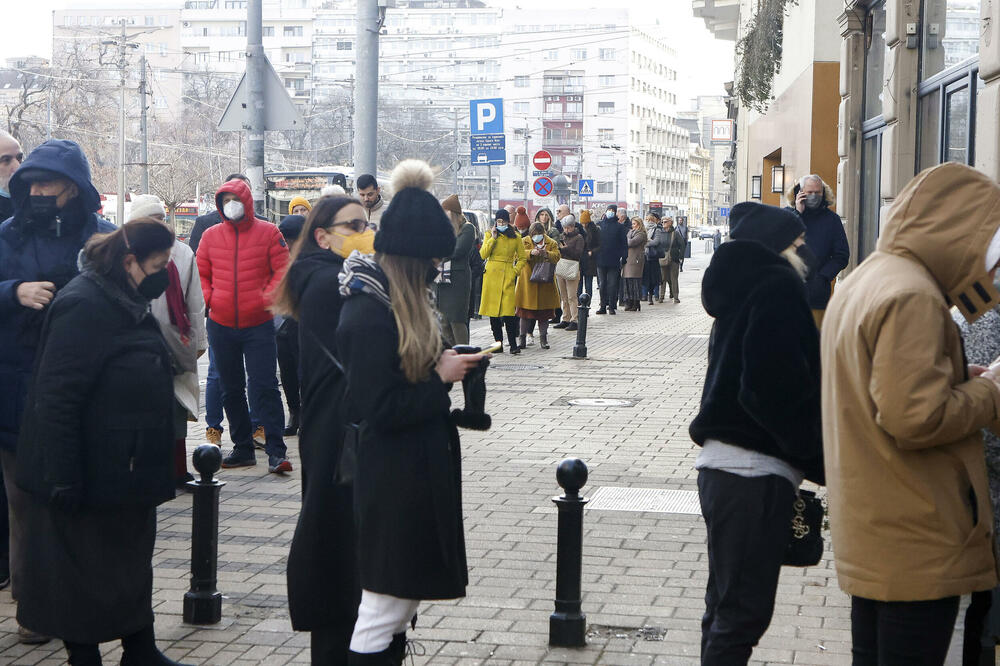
[
  {"xmin": 491, "ymin": 363, "xmax": 543, "ymax": 371},
  {"xmin": 587, "ymin": 487, "xmax": 701, "ymax": 515},
  {"xmin": 567, "ymin": 398, "xmax": 634, "ymax": 407}
]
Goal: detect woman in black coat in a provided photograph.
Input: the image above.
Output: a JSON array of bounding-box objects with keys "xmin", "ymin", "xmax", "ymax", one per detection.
[
  {"xmin": 336, "ymin": 160, "xmax": 486, "ymax": 664},
  {"xmin": 274, "ymin": 196, "xmax": 374, "ymax": 665},
  {"xmin": 15, "ymin": 219, "xmax": 187, "ymax": 666}
]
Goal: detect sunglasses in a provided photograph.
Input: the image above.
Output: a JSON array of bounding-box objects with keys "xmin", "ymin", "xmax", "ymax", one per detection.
[
  {"xmin": 0, "ymin": 152, "xmax": 24, "ymax": 166},
  {"xmin": 331, "ymin": 219, "xmax": 367, "ymax": 233}
]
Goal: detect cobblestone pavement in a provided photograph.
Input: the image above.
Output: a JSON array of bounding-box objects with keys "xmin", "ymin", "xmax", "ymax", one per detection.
[{"xmin": 0, "ymin": 243, "xmax": 970, "ymax": 664}]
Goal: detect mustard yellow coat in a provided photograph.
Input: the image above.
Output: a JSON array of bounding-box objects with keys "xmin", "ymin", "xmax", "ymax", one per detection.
[
  {"xmin": 514, "ymin": 235, "xmax": 561, "ymax": 311},
  {"xmin": 478, "ymin": 232, "xmax": 528, "ymax": 317}
]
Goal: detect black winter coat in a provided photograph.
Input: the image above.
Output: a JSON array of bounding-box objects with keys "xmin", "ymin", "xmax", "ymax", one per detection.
[
  {"xmin": 188, "ymin": 210, "xmax": 221, "ymax": 255},
  {"xmin": 790, "ymin": 204, "xmax": 851, "ymax": 309},
  {"xmin": 284, "ymin": 250, "xmax": 360, "ymax": 632},
  {"xmin": 595, "ymin": 217, "xmax": 628, "ymax": 268},
  {"xmin": 337, "ymin": 291, "xmax": 467, "ymax": 600},
  {"xmin": 689, "ymin": 240, "xmax": 824, "ymax": 484},
  {"xmin": 17, "ymin": 271, "xmax": 176, "ymax": 507},
  {"xmin": 581, "ymin": 222, "xmax": 601, "ymax": 277}
]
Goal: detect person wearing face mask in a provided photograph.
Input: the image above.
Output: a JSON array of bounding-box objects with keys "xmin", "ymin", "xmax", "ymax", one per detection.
[
  {"xmin": 336, "ymin": 160, "xmax": 486, "ymax": 664},
  {"xmin": 514, "ymin": 222, "xmax": 561, "ymax": 350},
  {"xmin": 642, "ymin": 213, "xmax": 665, "ymax": 305},
  {"xmin": 479, "ymin": 209, "xmax": 528, "ymax": 354},
  {"xmin": 595, "ymin": 204, "xmax": 628, "ymax": 315},
  {"xmin": 0, "ymin": 138, "xmax": 115, "ymax": 646},
  {"xmin": 272, "ymin": 196, "xmax": 372, "ymax": 664},
  {"xmin": 128, "ymin": 195, "xmax": 207, "ymax": 489},
  {"xmin": 824, "ymin": 163, "xmax": 1000, "ymax": 663},
  {"xmin": 196, "ymin": 178, "xmax": 293, "ymax": 473},
  {"xmin": 0, "ymin": 131, "xmax": 23, "ymax": 222},
  {"xmin": 787, "ymin": 175, "xmax": 850, "ymax": 328},
  {"xmin": 14, "ymin": 219, "xmax": 191, "ymax": 666},
  {"xmin": 690, "ymin": 202, "xmax": 825, "ymax": 664}
]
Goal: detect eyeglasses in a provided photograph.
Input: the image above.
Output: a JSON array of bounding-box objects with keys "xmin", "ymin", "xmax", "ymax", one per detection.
[
  {"xmin": 331, "ymin": 219, "xmax": 367, "ymax": 233},
  {"xmin": 0, "ymin": 152, "xmax": 24, "ymax": 166}
]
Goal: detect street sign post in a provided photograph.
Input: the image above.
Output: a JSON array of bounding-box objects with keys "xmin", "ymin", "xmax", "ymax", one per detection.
[
  {"xmin": 719, "ymin": 207, "xmax": 730, "ymax": 217},
  {"xmin": 470, "ymin": 98, "xmax": 504, "ymax": 135},
  {"xmin": 533, "ymin": 177, "xmax": 553, "ymax": 197},
  {"xmin": 470, "ymin": 134, "xmax": 506, "ymax": 165},
  {"xmin": 533, "ymin": 150, "xmax": 552, "ymax": 171},
  {"xmin": 578, "ymin": 179, "xmax": 594, "ymax": 197}
]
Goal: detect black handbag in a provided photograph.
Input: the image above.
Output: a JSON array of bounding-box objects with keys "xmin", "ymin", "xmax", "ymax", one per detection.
[
  {"xmin": 783, "ymin": 489, "xmax": 824, "ymax": 567},
  {"xmin": 530, "ymin": 258, "xmax": 556, "ymax": 283}
]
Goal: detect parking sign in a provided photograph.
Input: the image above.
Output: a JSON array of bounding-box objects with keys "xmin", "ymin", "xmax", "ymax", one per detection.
[{"xmin": 469, "ymin": 98, "xmax": 504, "ymax": 135}]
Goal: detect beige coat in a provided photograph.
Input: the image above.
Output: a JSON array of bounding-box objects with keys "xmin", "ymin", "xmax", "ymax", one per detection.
[
  {"xmin": 622, "ymin": 227, "xmax": 647, "ymax": 279},
  {"xmin": 822, "ymin": 163, "xmax": 1000, "ymax": 602}
]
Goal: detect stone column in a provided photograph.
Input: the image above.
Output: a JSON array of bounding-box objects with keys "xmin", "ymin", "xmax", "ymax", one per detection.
[
  {"xmin": 838, "ymin": 7, "xmax": 865, "ymax": 270},
  {"xmin": 976, "ymin": 0, "xmax": 1000, "ymax": 180},
  {"xmin": 880, "ymin": 0, "xmax": 921, "ymax": 216}
]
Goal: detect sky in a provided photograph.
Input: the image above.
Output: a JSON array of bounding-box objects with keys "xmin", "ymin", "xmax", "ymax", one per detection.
[{"xmin": 0, "ymin": 0, "xmax": 734, "ymax": 107}]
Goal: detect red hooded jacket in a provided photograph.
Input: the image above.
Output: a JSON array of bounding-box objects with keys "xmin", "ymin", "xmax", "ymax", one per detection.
[{"xmin": 196, "ymin": 180, "xmax": 289, "ymax": 329}]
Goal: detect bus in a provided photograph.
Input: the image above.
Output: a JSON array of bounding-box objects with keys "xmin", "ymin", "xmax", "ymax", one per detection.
[{"xmin": 263, "ymin": 166, "xmax": 390, "ymax": 223}]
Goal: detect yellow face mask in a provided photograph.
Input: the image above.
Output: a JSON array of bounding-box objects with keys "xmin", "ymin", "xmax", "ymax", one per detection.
[{"xmin": 326, "ymin": 228, "xmax": 375, "ymax": 258}]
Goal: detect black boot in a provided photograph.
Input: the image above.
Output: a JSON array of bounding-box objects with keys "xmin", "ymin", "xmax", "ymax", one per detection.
[
  {"xmin": 348, "ymin": 643, "xmax": 400, "ymax": 666},
  {"xmin": 65, "ymin": 642, "xmax": 102, "ymax": 666},
  {"xmin": 120, "ymin": 626, "xmax": 192, "ymax": 666},
  {"xmin": 283, "ymin": 410, "xmax": 300, "ymax": 436}
]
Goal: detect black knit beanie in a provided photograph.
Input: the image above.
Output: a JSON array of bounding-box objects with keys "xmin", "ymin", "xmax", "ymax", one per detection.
[
  {"xmin": 374, "ymin": 160, "xmax": 456, "ymax": 258},
  {"xmin": 495, "ymin": 209, "xmax": 510, "ymax": 223},
  {"xmin": 729, "ymin": 202, "xmax": 805, "ymax": 253}
]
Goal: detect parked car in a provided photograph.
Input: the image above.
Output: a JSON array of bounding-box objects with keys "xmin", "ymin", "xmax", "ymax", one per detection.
[{"xmin": 699, "ymin": 227, "xmax": 720, "ymax": 240}]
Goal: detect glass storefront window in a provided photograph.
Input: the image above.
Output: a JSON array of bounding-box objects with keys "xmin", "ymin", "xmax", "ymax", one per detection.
[
  {"xmin": 917, "ymin": 88, "xmax": 941, "ymax": 171},
  {"xmin": 945, "ymin": 86, "xmax": 971, "ymax": 163},
  {"xmin": 921, "ymin": 0, "xmax": 981, "ymax": 80},
  {"xmin": 859, "ymin": 133, "xmax": 883, "ymax": 260},
  {"xmin": 863, "ymin": 1, "xmax": 887, "ymax": 119}
]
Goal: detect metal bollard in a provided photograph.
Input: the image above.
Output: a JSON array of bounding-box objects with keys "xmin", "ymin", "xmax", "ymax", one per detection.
[
  {"xmin": 183, "ymin": 444, "xmax": 226, "ymax": 625},
  {"xmin": 572, "ymin": 292, "xmax": 591, "ymax": 359},
  {"xmin": 549, "ymin": 458, "xmax": 589, "ymax": 647}
]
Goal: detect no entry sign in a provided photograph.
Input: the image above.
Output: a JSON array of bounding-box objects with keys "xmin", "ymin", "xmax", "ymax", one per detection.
[
  {"xmin": 533, "ymin": 177, "xmax": 553, "ymax": 197},
  {"xmin": 532, "ymin": 150, "xmax": 552, "ymax": 171}
]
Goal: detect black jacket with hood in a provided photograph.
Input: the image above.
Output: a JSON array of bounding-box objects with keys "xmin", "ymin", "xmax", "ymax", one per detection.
[{"xmin": 689, "ymin": 239, "xmax": 824, "ymax": 484}]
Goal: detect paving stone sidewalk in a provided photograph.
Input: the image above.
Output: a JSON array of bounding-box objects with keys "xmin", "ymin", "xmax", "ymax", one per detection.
[{"xmin": 0, "ymin": 243, "xmax": 969, "ymax": 664}]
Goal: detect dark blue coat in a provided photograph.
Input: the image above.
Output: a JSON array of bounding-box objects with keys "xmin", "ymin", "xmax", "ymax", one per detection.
[
  {"xmin": 595, "ymin": 216, "xmax": 628, "ymax": 268},
  {"xmin": 0, "ymin": 139, "xmax": 114, "ymax": 451},
  {"xmin": 791, "ymin": 204, "xmax": 850, "ymax": 309}
]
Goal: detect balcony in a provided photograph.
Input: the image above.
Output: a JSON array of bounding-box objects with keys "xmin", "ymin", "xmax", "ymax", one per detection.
[
  {"xmin": 542, "ymin": 83, "xmax": 584, "ymax": 95},
  {"xmin": 691, "ymin": 0, "xmax": 739, "ymax": 41},
  {"xmin": 543, "ymin": 111, "xmax": 583, "ymax": 121},
  {"xmin": 543, "ymin": 137, "xmax": 583, "ymax": 148}
]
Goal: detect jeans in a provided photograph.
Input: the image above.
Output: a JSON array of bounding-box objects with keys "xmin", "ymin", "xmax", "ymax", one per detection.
[
  {"xmin": 207, "ymin": 344, "xmax": 262, "ymax": 434},
  {"xmin": 207, "ymin": 319, "xmax": 286, "ymax": 459},
  {"xmin": 596, "ymin": 266, "xmax": 621, "ymax": 310},
  {"xmin": 698, "ymin": 468, "xmax": 794, "ymax": 665},
  {"xmin": 851, "ymin": 595, "xmax": 959, "ymax": 665}
]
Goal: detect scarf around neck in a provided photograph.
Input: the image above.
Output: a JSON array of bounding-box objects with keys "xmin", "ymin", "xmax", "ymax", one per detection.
[{"xmin": 338, "ymin": 251, "xmax": 391, "ymax": 309}]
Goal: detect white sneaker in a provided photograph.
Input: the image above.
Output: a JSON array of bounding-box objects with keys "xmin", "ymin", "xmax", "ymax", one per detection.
[{"xmin": 527, "ymin": 334, "xmax": 535, "ymax": 346}]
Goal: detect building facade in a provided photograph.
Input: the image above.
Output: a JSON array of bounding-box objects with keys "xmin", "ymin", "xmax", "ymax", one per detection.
[{"xmin": 837, "ymin": 0, "xmax": 991, "ymax": 267}]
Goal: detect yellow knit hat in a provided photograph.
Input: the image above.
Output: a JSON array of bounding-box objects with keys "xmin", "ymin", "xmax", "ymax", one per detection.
[{"xmin": 288, "ymin": 196, "xmax": 312, "ymax": 212}]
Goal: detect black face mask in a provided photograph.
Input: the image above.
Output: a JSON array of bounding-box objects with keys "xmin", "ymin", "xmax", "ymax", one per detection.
[
  {"xmin": 28, "ymin": 195, "xmax": 61, "ymax": 226},
  {"xmin": 796, "ymin": 245, "xmax": 818, "ymax": 276},
  {"xmin": 137, "ymin": 268, "xmax": 170, "ymax": 301}
]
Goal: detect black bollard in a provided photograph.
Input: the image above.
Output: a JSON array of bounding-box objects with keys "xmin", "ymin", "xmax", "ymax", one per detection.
[
  {"xmin": 572, "ymin": 292, "xmax": 591, "ymax": 359},
  {"xmin": 183, "ymin": 444, "xmax": 226, "ymax": 625},
  {"xmin": 549, "ymin": 458, "xmax": 589, "ymax": 647}
]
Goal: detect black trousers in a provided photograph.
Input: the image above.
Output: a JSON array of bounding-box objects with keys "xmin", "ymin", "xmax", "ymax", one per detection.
[
  {"xmin": 276, "ymin": 319, "xmax": 301, "ymax": 415},
  {"xmin": 596, "ymin": 266, "xmax": 621, "ymax": 310},
  {"xmin": 851, "ymin": 595, "xmax": 959, "ymax": 665},
  {"xmin": 698, "ymin": 468, "xmax": 794, "ymax": 665},
  {"xmin": 964, "ymin": 590, "xmax": 995, "ymax": 666},
  {"xmin": 489, "ymin": 316, "xmax": 518, "ymax": 347}
]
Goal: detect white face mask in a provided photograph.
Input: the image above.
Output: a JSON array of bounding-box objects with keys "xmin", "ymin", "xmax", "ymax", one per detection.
[{"xmin": 223, "ymin": 200, "xmax": 244, "ymax": 221}]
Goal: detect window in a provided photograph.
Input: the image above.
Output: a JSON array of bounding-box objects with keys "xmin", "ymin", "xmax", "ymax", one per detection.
[
  {"xmin": 284, "ymin": 26, "xmax": 303, "ymax": 37},
  {"xmin": 286, "ymin": 78, "xmax": 304, "ymax": 91},
  {"xmin": 863, "ymin": 2, "xmax": 887, "ymax": 120},
  {"xmin": 597, "ymin": 181, "xmax": 614, "ymax": 194},
  {"xmin": 598, "ymin": 102, "xmax": 615, "ymax": 114},
  {"xmin": 544, "ymin": 50, "xmax": 559, "ymax": 60},
  {"xmin": 858, "ymin": 131, "xmax": 884, "ymax": 259},
  {"xmin": 513, "ymin": 102, "xmax": 530, "ymax": 114},
  {"xmin": 145, "ymin": 16, "xmax": 154, "ymax": 26},
  {"xmin": 599, "ymin": 75, "xmax": 615, "ymax": 87},
  {"xmin": 921, "ymin": 0, "xmax": 981, "ymax": 80},
  {"xmin": 336, "ymin": 41, "xmax": 353, "ymax": 50},
  {"xmin": 917, "ymin": 67, "xmax": 980, "ymax": 169},
  {"xmin": 572, "ymin": 49, "xmax": 587, "ymax": 60},
  {"xmin": 599, "ymin": 48, "xmax": 616, "ymax": 61},
  {"xmin": 514, "ymin": 75, "xmax": 529, "ymax": 88},
  {"xmin": 262, "ymin": 26, "xmax": 274, "ymax": 37}
]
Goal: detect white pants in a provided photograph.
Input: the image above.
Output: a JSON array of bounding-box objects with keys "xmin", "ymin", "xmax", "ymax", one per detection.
[{"xmin": 349, "ymin": 590, "xmax": 421, "ymax": 654}]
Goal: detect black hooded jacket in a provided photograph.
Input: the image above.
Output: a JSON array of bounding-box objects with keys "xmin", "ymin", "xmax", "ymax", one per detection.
[
  {"xmin": 689, "ymin": 240, "xmax": 824, "ymax": 484},
  {"xmin": 283, "ymin": 249, "xmax": 360, "ymax": 631}
]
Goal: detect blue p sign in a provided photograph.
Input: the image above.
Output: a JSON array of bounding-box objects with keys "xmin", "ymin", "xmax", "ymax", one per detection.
[{"xmin": 470, "ymin": 98, "xmax": 504, "ymax": 135}]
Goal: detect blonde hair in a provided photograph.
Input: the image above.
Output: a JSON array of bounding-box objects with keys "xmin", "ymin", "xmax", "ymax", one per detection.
[
  {"xmin": 378, "ymin": 253, "xmax": 442, "ymax": 383},
  {"xmin": 447, "ymin": 209, "xmax": 465, "ymax": 236},
  {"xmin": 780, "ymin": 246, "xmax": 809, "ymax": 280}
]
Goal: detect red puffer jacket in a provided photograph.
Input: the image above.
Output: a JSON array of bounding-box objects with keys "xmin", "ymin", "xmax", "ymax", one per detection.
[{"xmin": 196, "ymin": 180, "xmax": 290, "ymax": 329}]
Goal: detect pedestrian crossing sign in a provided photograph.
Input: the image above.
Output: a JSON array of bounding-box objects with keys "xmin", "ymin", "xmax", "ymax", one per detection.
[{"xmin": 578, "ymin": 179, "xmax": 594, "ymax": 197}]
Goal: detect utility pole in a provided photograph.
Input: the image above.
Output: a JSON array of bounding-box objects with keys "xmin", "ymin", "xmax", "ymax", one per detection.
[
  {"xmin": 101, "ymin": 20, "xmax": 138, "ymax": 226},
  {"xmin": 453, "ymin": 108, "xmax": 459, "ymax": 194},
  {"xmin": 246, "ymin": 0, "xmax": 265, "ymax": 215},
  {"xmin": 354, "ymin": 0, "xmax": 383, "ymax": 179},
  {"xmin": 523, "ymin": 123, "xmax": 530, "ymax": 209},
  {"xmin": 139, "ymin": 54, "xmax": 149, "ymax": 194}
]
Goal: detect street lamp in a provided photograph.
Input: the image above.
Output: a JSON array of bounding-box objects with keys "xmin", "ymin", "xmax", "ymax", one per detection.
[
  {"xmin": 751, "ymin": 175, "xmax": 762, "ymax": 199},
  {"xmin": 770, "ymin": 165, "xmax": 785, "ymax": 194}
]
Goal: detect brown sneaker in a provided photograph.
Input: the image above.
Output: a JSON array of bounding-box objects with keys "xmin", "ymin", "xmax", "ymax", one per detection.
[
  {"xmin": 205, "ymin": 427, "xmax": 222, "ymax": 445},
  {"xmin": 253, "ymin": 426, "xmax": 266, "ymax": 449},
  {"xmin": 17, "ymin": 624, "xmax": 50, "ymax": 645}
]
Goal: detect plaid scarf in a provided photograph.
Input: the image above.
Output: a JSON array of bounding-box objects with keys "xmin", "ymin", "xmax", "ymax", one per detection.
[{"xmin": 339, "ymin": 251, "xmax": 391, "ymax": 309}]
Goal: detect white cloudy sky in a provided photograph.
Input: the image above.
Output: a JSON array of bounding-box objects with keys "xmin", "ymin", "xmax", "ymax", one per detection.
[{"xmin": 1, "ymin": 0, "xmax": 733, "ymax": 107}]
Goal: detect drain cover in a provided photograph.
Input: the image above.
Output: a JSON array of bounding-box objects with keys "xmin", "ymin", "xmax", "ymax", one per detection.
[
  {"xmin": 490, "ymin": 363, "xmax": 543, "ymax": 371},
  {"xmin": 587, "ymin": 486, "xmax": 701, "ymax": 515},
  {"xmin": 568, "ymin": 398, "xmax": 634, "ymax": 407}
]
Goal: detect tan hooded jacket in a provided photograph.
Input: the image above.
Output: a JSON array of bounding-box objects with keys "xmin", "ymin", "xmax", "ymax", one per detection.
[{"xmin": 822, "ymin": 163, "xmax": 1000, "ymax": 601}]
